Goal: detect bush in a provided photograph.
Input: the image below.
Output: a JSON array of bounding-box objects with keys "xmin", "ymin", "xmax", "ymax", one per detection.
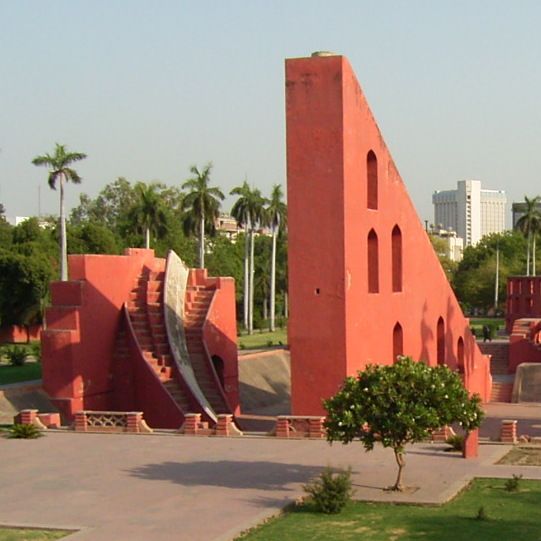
[
  {"xmin": 504, "ymin": 474, "xmax": 523, "ymax": 492},
  {"xmin": 266, "ymin": 340, "xmax": 274, "ymax": 347},
  {"xmin": 303, "ymin": 467, "xmax": 353, "ymax": 514},
  {"xmin": 4, "ymin": 345, "xmax": 28, "ymax": 366},
  {"xmin": 446, "ymin": 434, "xmax": 465, "ymax": 452},
  {"xmin": 29, "ymin": 341, "xmax": 41, "ymax": 362},
  {"xmin": 8, "ymin": 423, "xmax": 43, "ymax": 439}
]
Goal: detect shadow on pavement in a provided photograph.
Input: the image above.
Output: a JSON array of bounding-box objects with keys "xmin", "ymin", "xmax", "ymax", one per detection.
[{"xmin": 126, "ymin": 460, "xmax": 323, "ymax": 492}]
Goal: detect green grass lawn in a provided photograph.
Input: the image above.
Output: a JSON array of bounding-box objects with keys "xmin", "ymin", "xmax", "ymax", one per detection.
[
  {"xmin": 237, "ymin": 478, "xmax": 541, "ymax": 541},
  {"xmin": 0, "ymin": 528, "xmax": 71, "ymax": 540},
  {"xmin": 469, "ymin": 317, "xmax": 505, "ymax": 337},
  {"xmin": 0, "ymin": 362, "xmax": 42, "ymax": 386},
  {"xmin": 238, "ymin": 329, "xmax": 288, "ymax": 350}
]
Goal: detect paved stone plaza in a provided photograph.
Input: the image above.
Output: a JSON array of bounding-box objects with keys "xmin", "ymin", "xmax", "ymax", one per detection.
[{"xmin": 2, "ymin": 415, "xmax": 541, "ymax": 541}]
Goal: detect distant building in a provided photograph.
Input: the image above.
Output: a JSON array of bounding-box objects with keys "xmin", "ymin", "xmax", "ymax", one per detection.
[
  {"xmin": 511, "ymin": 201, "xmax": 541, "ymax": 230},
  {"xmin": 6, "ymin": 216, "xmax": 31, "ymax": 226},
  {"xmin": 432, "ymin": 180, "xmax": 506, "ymax": 246},
  {"xmin": 215, "ymin": 214, "xmax": 242, "ymax": 239},
  {"xmin": 430, "ymin": 226, "xmax": 464, "ymax": 262}
]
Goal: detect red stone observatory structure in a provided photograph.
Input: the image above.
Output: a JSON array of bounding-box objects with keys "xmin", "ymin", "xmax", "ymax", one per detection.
[{"xmin": 286, "ymin": 52, "xmax": 491, "ymax": 415}]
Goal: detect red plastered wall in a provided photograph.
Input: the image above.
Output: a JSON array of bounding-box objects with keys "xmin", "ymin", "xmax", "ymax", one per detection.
[{"xmin": 286, "ymin": 55, "xmax": 490, "ymax": 415}]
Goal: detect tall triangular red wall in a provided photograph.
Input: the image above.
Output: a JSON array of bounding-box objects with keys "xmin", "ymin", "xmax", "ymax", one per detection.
[{"xmin": 286, "ymin": 54, "xmax": 491, "ymax": 415}]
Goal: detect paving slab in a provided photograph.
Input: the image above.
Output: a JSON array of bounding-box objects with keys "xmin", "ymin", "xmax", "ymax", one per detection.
[{"xmin": 2, "ymin": 431, "xmax": 541, "ymax": 541}]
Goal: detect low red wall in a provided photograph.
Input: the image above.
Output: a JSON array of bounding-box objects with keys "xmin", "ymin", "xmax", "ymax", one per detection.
[{"xmin": 0, "ymin": 324, "xmax": 41, "ymax": 344}]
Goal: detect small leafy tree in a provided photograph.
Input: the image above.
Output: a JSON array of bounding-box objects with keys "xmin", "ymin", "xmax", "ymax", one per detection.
[{"xmin": 324, "ymin": 357, "xmax": 484, "ymax": 491}]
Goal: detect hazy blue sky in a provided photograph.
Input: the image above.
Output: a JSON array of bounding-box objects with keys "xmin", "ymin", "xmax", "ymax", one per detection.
[{"xmin": 1, "ymin": 1, "xmax": 540, "ymax": 224}]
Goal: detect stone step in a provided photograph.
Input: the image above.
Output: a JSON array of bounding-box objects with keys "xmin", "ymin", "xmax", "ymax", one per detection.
[
  {"xmin": 155, "ymin": 343, "xmax": 170, "ymax": 354},
  {"xmin": 149, "ymin": 270, "xmax": 165, "ymax": 281},
  {"xmin": 147, "ymin": 280, "xmax": 164, "ymax": 292},
  {"xmin": 490, "ymin": 382, "xmax": 513, "ymax": 402},
  {"xmin": 147, "ymin": 291, "xmax": 163, "ymax": 304}
]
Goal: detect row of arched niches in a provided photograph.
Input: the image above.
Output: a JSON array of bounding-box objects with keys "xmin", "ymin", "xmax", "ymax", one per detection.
[
  {"xmin": 366, "ymin": 151, "xmax": 466, "ymax": 372},
  {"xmin": 365, "ymin": 150, "xmax": 403, "ymax": 293},
  {"xmin": 392, "ymin": 318, "xmax": 465, "ymax": 374}
]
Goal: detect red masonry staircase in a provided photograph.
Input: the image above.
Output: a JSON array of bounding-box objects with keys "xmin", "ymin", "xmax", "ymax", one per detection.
[
  {"xmin": 478, "ymin": 341, "xmax": 513, "ymax": 403},
  {"xmin": 126, "ymin": 261, "xmax": 193, "ymax": 415},
  {"xmin": 124, "ymin": 260, "xmax": 232, "ymax": 426},
  {"xmin": 185, "ymin": 276, "xmax": 229, "ymax": 414},
  {"xmin": 40, "ymin": 248, "xmax": 239, "ymax": 427}
]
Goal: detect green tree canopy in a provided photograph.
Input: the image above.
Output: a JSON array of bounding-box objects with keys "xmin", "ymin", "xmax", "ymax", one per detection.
[
  {"xmin": 0, "ymin": 252, "xmax": 53, "ymax": 327},
  {"xmin": 452, "ymin": 231, "xmax": 527, "ymax": 311},
  {"xmin": 68, "ymin": 223, "xmax": 119, "ymax": 255},
  {"xmin": 324, "ymin": 357, "xmax": 484, "ymax": 491}
]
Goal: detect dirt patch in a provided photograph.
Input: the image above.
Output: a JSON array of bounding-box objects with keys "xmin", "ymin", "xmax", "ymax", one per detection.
[{"xmin": 498, "ymin": 446, "xmax": 541, "ymax": 466}]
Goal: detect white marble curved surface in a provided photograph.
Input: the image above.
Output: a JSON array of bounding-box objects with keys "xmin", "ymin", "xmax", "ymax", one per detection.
[{"xmin": 163, "ymin": 250, "xmax": 216, "ymax": 423}]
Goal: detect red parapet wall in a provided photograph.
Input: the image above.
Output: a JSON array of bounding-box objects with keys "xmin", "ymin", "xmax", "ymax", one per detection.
[
  {"xmin": 0, "ymin": 324, "xmax": 41, "ymax": 344},
  {"xmin": 506, "ymin": 276, "xmax": 541, "ymax": 332},
  {"xmin": 286, "ymin": 54, "xmax": 490, "ymax": 415}
]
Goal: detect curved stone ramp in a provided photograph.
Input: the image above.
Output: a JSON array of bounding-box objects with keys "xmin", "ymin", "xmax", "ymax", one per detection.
[
  {"xmin": 238, "ymin": 348, "xmax": 291, "ymax": 416},
  {"xmin": 0, "ymin": 381, "xmax": 58, "ymax": 424}
]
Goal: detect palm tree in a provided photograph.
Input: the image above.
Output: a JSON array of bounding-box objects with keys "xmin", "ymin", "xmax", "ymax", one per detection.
[
  {"xmin": 32, "ymin": 143, "xmax": 87, "ymax": 281},
  {"xmin": 230, "ymin": 182, "xmax": 266, "ymax": 333},
  {"xmin": 230, "ymin": 181, "xmax": 252, "ymax": 330},
  {"xmin": 517, "ymin": 195, "xmax": 541, "ymax": 276},
  {"xmin": 127, "ymin": 183, "xmax": 168, "ymax": 249},
  {"xmin": 182, "ymin": 163, "xmax": 224, "ymax": 268},
  {"xmin": 266, "ymin": 184, "xmax": 287, "ymax": 332}
]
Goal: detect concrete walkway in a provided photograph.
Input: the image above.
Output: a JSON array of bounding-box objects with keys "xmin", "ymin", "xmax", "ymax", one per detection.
[{"xmin": 2, "ymin": 431, "xmax": 541, "ymax": 541}]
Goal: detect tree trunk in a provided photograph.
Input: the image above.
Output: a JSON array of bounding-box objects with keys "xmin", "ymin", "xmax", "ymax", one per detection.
[
  {"xmin": 248, "ymin": 227, "xmax": 255, "ymax": 335},
  {"xmin": 145, "ymin": 227, "xmax": 150, "ymax": 249},
  {"xmin": 392, "ymin": 448, "xmax": 406, "ymax": 491},
  {"xmin": 533, "ymin": 234, "xmax": 537, "ymax": 276},
  {"xmin": 270, "ymin": 227, "xmax": 277, "ymax": 332},
  {"xmin": 243, "ymin": 217, "xmax": 250, "ymax": 330},
  {"xmin": 527, "ymin": 230, "xmax": 531, "ymax": 276},
  {"xmin": 59, "ymin": 174, "xmax": 68, "ymax": 281},
  {"xmin": 263, "ymin": 297, "xmax": 268, "ymax": 320},
  {"xmin": 199, "ymin": 213, "xmax": 205, "ymax": 268}
]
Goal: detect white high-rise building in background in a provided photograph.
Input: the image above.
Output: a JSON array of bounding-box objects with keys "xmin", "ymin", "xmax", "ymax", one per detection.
[{"xmin": 432, "ymin": 180, "xmax": 506, "ymax": 246}]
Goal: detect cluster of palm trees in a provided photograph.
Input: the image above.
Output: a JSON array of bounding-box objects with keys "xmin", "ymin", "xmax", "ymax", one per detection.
[
  {"xmin": 32, "ymin": 144, "xmax": 287, "ymax": 334},
  {"xmin": 516, "ymin": 195, "xmax": 541, "ymax": 276},
  {"xmin": 230, "ymin": 182, "xmax": 286, "ymax": 333}
]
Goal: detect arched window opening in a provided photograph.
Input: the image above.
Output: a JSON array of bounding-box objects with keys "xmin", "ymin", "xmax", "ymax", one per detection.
[
  {"xmin": 437, "ymin": 317, "xmax": 445, "ymax": 366},
  {"xmin": 367, "ymin": 150, "xmax": 378, "ymax": 210},
  {"xmin": 392, "ymin": 225, "xmax": 403, "ymax": 292},
  {"xmin": 457, "ymin": 337, "xmax": 465, "ymax": 375},
  {"xmin": 393, "ymin": 322, "xmax": 403, "ymax": 363},
  {"xmin": 211, "ymin": 355, "xmax": 225, "ymax": 390},
  {"xmin": 368, "ymin": 229, "xmax": 379, "ymax": 293}
]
